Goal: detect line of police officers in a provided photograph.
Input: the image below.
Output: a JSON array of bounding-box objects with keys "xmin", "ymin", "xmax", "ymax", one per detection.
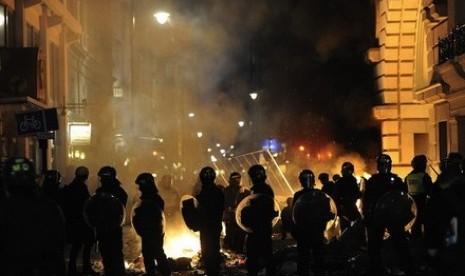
[{"xmin": 0, "ymin": 153, "xmax": 464, "ymax": 276}]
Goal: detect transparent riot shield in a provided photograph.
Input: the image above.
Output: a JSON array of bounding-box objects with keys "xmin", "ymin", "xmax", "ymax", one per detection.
[
  {"xmin": 373, "ymin": 190, "xmax": 417, "ymax": 233},
  {"xmin": 84, "ymin": 192, "xmax": 126, "ymax": 229},
  {"xmin": 130, "ymin": 200, "xmax": 166, "ymax": 237},
  {"xmin": 236, "ymin": 193, "xmax": 281, "ymax": 233},
  {"xmin": 180, "ymin": 195, "xmax": 202, "ymax": 232},
  {"xmin": 292, "ymin": 190, "xmax": 338, "ymax": 234}
]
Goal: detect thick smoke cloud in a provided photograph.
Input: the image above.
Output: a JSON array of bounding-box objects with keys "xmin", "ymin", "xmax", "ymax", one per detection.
[{"xmin": 82, "ymin": 0, "xmax": 379, "ymax": 197}]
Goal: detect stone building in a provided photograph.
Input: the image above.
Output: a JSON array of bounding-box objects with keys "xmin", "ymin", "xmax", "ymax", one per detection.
[
  {"xmin": 0, "ymin": 0, "xmax": 129, "ymax": 176},
  {"xmin": 369, "ymin": 0, "xmax": 465, "ymax": 177}
]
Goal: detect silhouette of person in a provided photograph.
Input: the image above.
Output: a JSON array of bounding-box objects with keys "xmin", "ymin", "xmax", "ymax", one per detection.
[
  {"xmin": 424, "ymin": 153, "xmax": 465, "ymax": 276},
  {"xmin": 333, "ymin": 162, "xmax": 362, "ymax": 233},
  {"xmin": 404, "ymin": 155, "xmax": 433, "ymax": 239},
  {"xmin": 244, "ymin": 164, "xmax": 278, "ymax": 276},
  {"xmin": 318, "ymin": 173, "xmax": 335, "ymax": 199},
  {"xmin": 292, "ymin": 169, "xmax": 332, "ymax": 276},
  {"xmin": 363, "ymin": 154, "xmax": 414, "ymax": 276},
  {"xmin": 41, "ymin": 169, "xmax": 66, "ymax": 210},
  {"xmin": 0, "ymin": 157, "xmax": 66, "ymax": 275},
  {"xmin": 195, "ymin": 166, "xmax": 225, "ymax": 276},
  {"xmin": 158, "ymin": 174, "xmax": 180, "ymax": 220},
  {"xmin": 132, "ymin": 173, "xmax": 171, "ymax": 276},
  {"xmin": 223, "ymin": 172, "xmax": 247, "ymax": 252},
  {"xmin": 91, "ymin": 166, "xmax": 128, "ymax": 276},
  {"xmin": 332, "ymin": 174, "xmax": 341, "ymax": 183},
  {"xmin": 280, "ymin": 197, "xmax": 293, "ymax": 240},
  {"xmin": 62, "ymin": 166, "xmax": 98, "ymax": 275}
]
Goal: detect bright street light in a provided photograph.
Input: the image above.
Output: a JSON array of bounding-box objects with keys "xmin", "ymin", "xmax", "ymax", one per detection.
[
  {"xmin": 154, "ymin": 11, "xmax": 170, "ymax": 24},
  {"xmin": 238, "ymin": 121, "xmax": 245, "ymax": 127},
  {"xmin": 249, "ymin": 92, "xmax": 258, "ymax": 100}
]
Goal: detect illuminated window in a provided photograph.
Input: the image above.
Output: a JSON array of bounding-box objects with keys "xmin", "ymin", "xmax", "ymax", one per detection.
[
  {"xmin": 0, "ymin": 4, "xmax": 6, "ymax": 46},
  {"xmin": 113, "ymin": 86, "xmax": 124, "ymax": 98}
]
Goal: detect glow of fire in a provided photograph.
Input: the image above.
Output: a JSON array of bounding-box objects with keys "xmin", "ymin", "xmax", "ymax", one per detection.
[{"xmin": 164, "ymin": 232, "xmax": 201, "ymax": 258}]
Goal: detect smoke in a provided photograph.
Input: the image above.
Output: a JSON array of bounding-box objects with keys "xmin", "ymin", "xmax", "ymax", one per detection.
[{"xmin": 66, "ymin": 0, "xmax": 380, "ymax": 203}]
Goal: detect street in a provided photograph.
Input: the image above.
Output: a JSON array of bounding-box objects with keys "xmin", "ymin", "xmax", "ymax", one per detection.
[{"xmin": 68, "ymin": 223, "xmax": 444, "ymax": 276}]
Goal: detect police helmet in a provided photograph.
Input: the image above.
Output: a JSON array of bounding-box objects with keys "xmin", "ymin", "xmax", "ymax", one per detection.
[
  {"xmin": 318, "ymin": 173, "xmax": 329, "ymax": 182},
  {"xmin": 341, "ymin": 162, "xmax": 355, "ymax": 177},
  {"xmin": 229, "ymin": 172, "xmax": 241, "ymax": 180},
  {"xmin": 376, "ymin": 154, "xmax": 392, "ymax": 174},
  {"xmin": 98, "ymin": 166, "xmax": 117, "ymax": 179},
  {"xmin": 411, "ymin": 155, "xmax": 427, "ymax": 171},
  {"xmin": 248, "ymin": 164, "xmax": 267, "ymax": 184},
  {"xmin": 199, "ymin": 166, "xmax": 216, "ymax": 184},
  {"xmin": 75, "ymin": 166, "xmax": 89, "ymax": 178},
  {"xmin": 2, "ymin": 157, "xmax": 36, "ymax": 186},
  {"xmin": 135, "ymin": 173, "xmax": 155, "ymax": 187},
  {"xmin": 299, "ymin": 169, "xmax": 315, "ymax": 189}
]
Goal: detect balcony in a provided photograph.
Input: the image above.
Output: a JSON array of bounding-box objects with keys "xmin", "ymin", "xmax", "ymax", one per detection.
[{"xmin": 438, "ymin": 24, "xmax": 465, "ymax": 64}]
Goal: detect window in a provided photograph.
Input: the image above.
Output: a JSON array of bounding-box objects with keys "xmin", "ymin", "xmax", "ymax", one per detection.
[
  {"xmin": 26, "ymin": 24, "xmax": 39, "ymax": 47},
  {"xmin": 438, "ymin": 121, "xmax": 448, "ymax": 160},
  {"xmin": 0, "ymin": 4, "xmax": 6, "ymax": 46}
]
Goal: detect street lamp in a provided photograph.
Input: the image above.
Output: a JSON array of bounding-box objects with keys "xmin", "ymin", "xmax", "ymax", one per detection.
[
  {"xmin": 249, "ymin": 92, "xmax": 258, "ymax": 100},
  {"xmin": 154, "ymin": 11, "xmax": 170, "ymax": 25}
]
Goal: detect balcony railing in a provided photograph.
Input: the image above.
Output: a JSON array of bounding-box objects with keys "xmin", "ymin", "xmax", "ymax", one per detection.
[{"xmin": 438, "ymin": 24, "xmax": 465, "ymax": 64}]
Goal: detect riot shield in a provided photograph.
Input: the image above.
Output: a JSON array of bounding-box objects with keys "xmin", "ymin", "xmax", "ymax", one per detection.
[
  {"xmin": 180, "ymin": 195, "xmax": 202, "ymax": 232},
  {"xmin": 292, "ymin": 190, "xmax": 338, "ymax": 233},
  {"xmin": 373, "ymin": 190, "xmax": 417, "ymax": 232},
  {"xmin": 84, "ymin": 192, "xmax": 126, "ymax": 229},
  {"xmin": 131, "ymin": 200, "xmax": 166, "ymax": 237},
  {"xmin": 235, "ymin": 193, "xmax": 281, "ymax": 233}
]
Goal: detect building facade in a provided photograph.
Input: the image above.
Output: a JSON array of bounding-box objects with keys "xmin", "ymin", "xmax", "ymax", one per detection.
[
  {"xmin": 0, "ymin": 0, "xmax": 126, "ymax": 177},
  {"xmin": 370, "ymin": 0, "xmax": 465, "ymax": 177}
]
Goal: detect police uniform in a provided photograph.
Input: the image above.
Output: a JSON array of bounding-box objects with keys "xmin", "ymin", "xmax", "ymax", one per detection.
[{"xmin": 363, "ymin": 165, "xmax": 413, "ymax": 276}]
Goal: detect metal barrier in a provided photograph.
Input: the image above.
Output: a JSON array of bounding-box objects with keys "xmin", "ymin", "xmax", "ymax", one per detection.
[{"xmin": 211, "ymin": 149, "xmax": 294, "ymax": 198}]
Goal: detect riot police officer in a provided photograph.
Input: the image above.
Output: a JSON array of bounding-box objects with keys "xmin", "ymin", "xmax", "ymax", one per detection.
[
  {"xmin": 363, "ymin": 154, "xmax": 414, "ymax": 276},
  {"xmin": 425, "ymin": 153, "xmax": 465, "ymax": 276},
  {"xmin": 195, "ymin": 166, "xmax": 224, "ymax": 276},
  {"xmin": 41, "ymin": 169, "xmax": 66, "ymax": 210},
  {"xmin": 244, "ymin": 164, "xmax": 278, "ymax": 276},
  {"xmin": 0, "ymin": 157, "xmax": 66, "ymax": 275},
  {"xmin": 292, "ymin": 169, "xmax": 332, "ymax": 276},
  {"xmin": 132, "ymin": 173, "xmax": 171, "ymax": 276},
  {"xmin": 223, "ymin": 172, "xmax": 247, "ymax": 252},
  {"xmin": 63, "ymin": 166, "xmax": 98, "ymax": 276},
  {"xmin": 404, "ymin": 155, "xmax": 433, "ymax": 239},
  {"xmin": 92, "ymin": 166, "xmax": 128, "ymax": 276},
  {"xmin": 333, "ymin": 162, "xmax": 361, "ymax": 233}
]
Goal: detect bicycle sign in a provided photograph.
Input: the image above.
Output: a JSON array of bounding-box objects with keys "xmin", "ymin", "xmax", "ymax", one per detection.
[
  {"xmin": 15, "ymin": 110, "xmax": 46, "ymax": 135},
  {"xmin": 19, "ymin": 115, "xmax": 42, "ymax": 131}
]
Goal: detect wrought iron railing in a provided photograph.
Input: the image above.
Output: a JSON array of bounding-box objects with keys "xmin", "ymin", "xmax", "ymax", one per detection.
[{"xmin": 438, "ymin": 24, "xmax": 465, "ymax": 64}]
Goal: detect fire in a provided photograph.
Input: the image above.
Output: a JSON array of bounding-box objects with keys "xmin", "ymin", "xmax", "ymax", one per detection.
[{"xmin": 164, "ymin": 231, "xmax": 201, "ymax": 258}]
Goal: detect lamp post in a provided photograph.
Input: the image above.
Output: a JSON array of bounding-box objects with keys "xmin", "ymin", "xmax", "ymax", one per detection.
[
  {"xmin": 249, "ymin": 91, "xmax": 260, "ymax": 150},
  {"xmin": 131, "ymin": 1, "xmax": 171, "ymax": 170}
]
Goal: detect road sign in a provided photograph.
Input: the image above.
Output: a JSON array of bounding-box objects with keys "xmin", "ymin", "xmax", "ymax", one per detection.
[{"xmin": 15, "ymin": 108, "xmax": 59, "ymax": 136}]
